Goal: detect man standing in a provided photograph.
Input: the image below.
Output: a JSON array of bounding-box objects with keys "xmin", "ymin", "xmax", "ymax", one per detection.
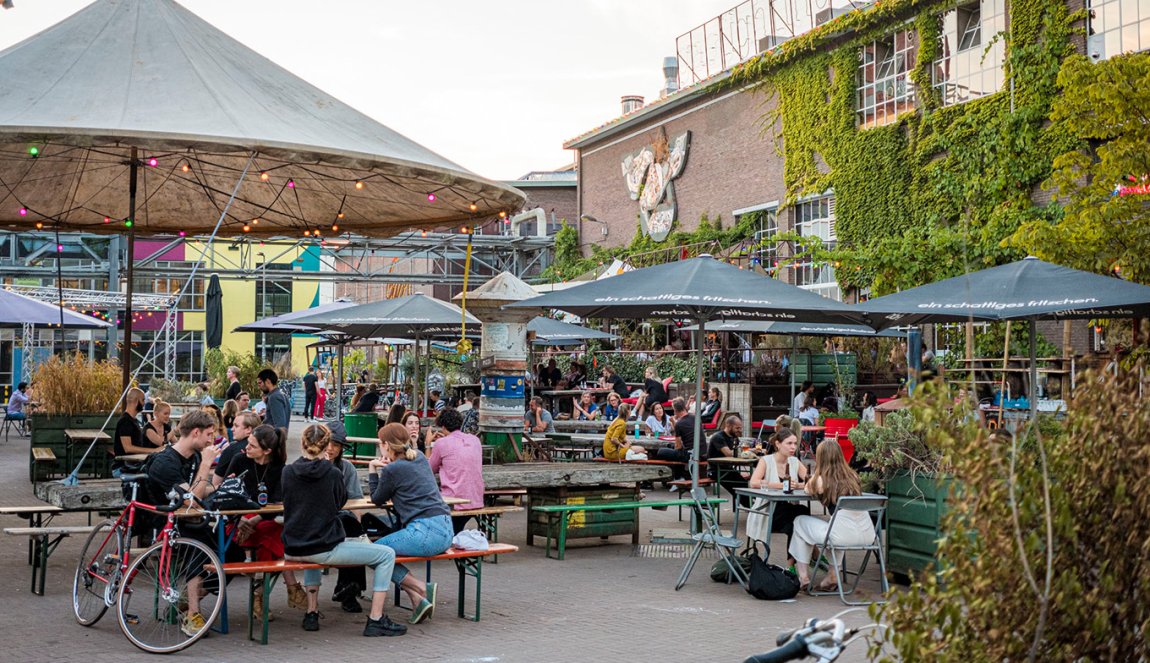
[
  {"xmin": 224, "ymin": 365, "xmax": 243, "ymax": 402},
  {"xmin": 143, "ymin": 410, "xmax": 243, "ymax": 637},
  {"xmin": 657, "ymin": 398, "xmax": 695, "ymax": 485},
  {"xmin": 301, "ymin": 367, "xmax": 318, "ymax": 422},
  {"xmin": 706, "ymin": 414, "xmax": 750, "ymax": 503},
  {"xmin": 258, "ymin": 368, "xmax": 291, "ymax": 433}
]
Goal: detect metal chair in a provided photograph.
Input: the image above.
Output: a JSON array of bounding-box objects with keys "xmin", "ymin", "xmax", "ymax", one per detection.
[
  {"xmin": 808, "ymin": 495, "xmax": 889, "ymax": 605},
  {"xmin": 675, "ymin": 487, "xmax": 747, "ymax": 591},
  {"xmin": 3, "ymin": 412, "xmax": 27, "ymax": 441}
]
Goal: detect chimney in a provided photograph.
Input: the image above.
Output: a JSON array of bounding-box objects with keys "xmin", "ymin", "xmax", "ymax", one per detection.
[
  {"xmin": 621, "ymin": 95, "xmax": 644, "ymax": 115},
  {"xmin": 662, "ymin": 56, "xmax": 679, "ymax": 96}
]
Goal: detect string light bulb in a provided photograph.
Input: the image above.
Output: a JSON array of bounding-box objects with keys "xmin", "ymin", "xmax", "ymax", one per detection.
[
  {"xmin": 287, "ymin": 179, "xmax": 295, "ymax": 189},
  {"xmin": 460, "ymin": 225, "xmax": 469, "ymax": 233},
  {"xmin": 18, "ymin": 207, "xmax": 27, "ymax": 216},
  {"xmin": 243, "ymin": 224, "xmax": 251, "ymax": 232},
  {"xmin": 147, "ymin": 157, "xmax": 158, "ymax": 167},
  {"xmin": 57, "ymin": 244, "xmax": 64, "ymax": 252},
  {"xmin": 251, "ymin": 218, "xmax": 260, "ymax": 225},
  {"xmin": 420, "ymin": 229, "xmax": 427, "ymax": 237},
  {"xmin": 103, "ymin": 216, "xmax": 111, "ymax": 224},
  {"xmin": 124, "ymin": 219, "xmax": 133, "ymax": 228},
  {"xmin": 181, "ymin": 163, "xmax": 190, "ymax": 173},
  {"xmin": 331, "ymin": 223, "xmax": 339, "ymax": 232},
  {"xmin": 337, "ymin": 211, "xmax": 345, "ymax": 219},
  {"xmin": 303, "ymin": 229, "xmax": 311, "ymax": 237},
  {"xmin": 498, "ymin": 210, "xmax": 507, "ymax": 218},
  {"xmin": 427, "ymin": 192, "xmax": 436, "ymax": 202},
  {"xmin": 178, "ymin": 230, "xmax": 186, "ymax": 237},
  {"xmin": 260, "ymin": 171, "xmax": 269, "ymax": 181},
  {"xmin": 469, "ymin": 202, "xmax": 478, "ymax": 212},
  {"xmin": 355, "ymin": 180, "xmax": 364, "ymax": 190},
  {"xmin": 28, "ymin": 146, "xmax": 39, "ymax": 157},
  {"xmin": 35, "ymin": 221, "xmax": 43, "ymax": 230}
]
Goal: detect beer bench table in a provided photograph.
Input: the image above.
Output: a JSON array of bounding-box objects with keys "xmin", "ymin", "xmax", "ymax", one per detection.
[
  {"xmin": 221, "ymin": 543, "xmax": 520, "ymax": 644},
  {"xmin": 5, "ymin": 524, "xmax": 96, "ymax": 595},
  {"xmin": 531, "ymin": 496, "xmax": 726, "ymax": 560}
]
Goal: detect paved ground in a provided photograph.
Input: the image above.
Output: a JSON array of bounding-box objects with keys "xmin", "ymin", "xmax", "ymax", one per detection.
[{"xmin": 0, "ymin": 416, "xmax": 886, "ymax": 662}]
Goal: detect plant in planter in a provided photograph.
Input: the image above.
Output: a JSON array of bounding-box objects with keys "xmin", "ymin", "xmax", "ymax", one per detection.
[{"xmin": 30, "ymin": 353, "xmax": 123, "ymax": 480}]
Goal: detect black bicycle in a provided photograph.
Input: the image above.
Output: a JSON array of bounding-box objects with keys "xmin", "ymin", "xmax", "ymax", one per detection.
[{"xmin": 743, "ymin": 608, "xmax": 882, "ymax": 663}]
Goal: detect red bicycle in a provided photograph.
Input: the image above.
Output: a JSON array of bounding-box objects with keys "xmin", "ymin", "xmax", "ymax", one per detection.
[{"xmin": 72, "ymin": 474, "xmax": 223, "ymax": 654}]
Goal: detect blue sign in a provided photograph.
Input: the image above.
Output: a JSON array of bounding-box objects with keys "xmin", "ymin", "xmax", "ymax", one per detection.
[{"xmin": 482, "ymin": 375, "xmax": 525, "ymax": 399}]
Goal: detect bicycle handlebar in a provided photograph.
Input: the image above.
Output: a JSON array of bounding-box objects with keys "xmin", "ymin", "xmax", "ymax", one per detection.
[{"xmin": 744, "ymin": 636, "xmax": 808, "ymax": 663}]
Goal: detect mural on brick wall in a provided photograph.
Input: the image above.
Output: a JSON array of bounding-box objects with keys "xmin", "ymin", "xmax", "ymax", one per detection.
[{"xmin": 621, "ymin": 128, "xmax": 690, "ymax": 242}]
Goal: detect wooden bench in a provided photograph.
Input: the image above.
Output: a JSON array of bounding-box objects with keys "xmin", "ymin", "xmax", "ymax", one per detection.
[
  {"xmin": 553, "ymin": 447, "xmax": 594, "ymax": 461},
  {"xmin": 531, "ymin": 498, "xmax": 726, "ymax": 560},
  {"xmin": 221, "ymin": 543, "xmax": 519, "ymax": 644},
  {"xmin": 31, "ymin": 448, "xmax": 57, "ymax": 482},
  {"xmin": 450, "ymin": 505, "xmax": 523, "ymax": 563},
  {"xmin": 484, "ymin": 488, "xmax": 527, "ymax": 507},
  {"xmin": 5, "ymin": 525, "xmax": 96, "ymax": 595},
  {"xmin": 0, "ymin": 505, "xmax": 64, "ymax": 566}
]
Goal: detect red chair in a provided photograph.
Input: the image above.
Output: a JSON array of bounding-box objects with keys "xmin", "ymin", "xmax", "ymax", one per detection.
[
  {"xmin": 837, "ymin": 434, "xmax": 855, "ymax": 464},
  {"xmin": 701, "ymin": 408, "xmax": 723, "ymax": 431}
]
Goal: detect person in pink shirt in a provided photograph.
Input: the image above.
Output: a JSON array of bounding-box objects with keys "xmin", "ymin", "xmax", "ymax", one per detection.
[{"xmin": 426, "ymin": 408, "xmax": 485, "ymax": 533}]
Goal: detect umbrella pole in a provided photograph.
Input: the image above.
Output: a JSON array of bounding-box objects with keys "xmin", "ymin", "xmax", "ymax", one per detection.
[
  {"xmin": 692, "ymin": 317, "xmax": 705, "ymax": 493},
  {"xmin": 413, "ymin": 330, "xmax": 421, "ymax": 413},
  {"xmin": 1029, "ymin": 319, "xmax": 1039, "ymax": 422},
  {"xmin": 120, "ymin": 147, "xmax": 138, "ymax": 392},
  {"xmin": 789, "ymin": 335, "xmax": 797, "ymax": 416},
  {"xmin": 337, "ymin": 341, "xmax": 344, "ymax": 421}
]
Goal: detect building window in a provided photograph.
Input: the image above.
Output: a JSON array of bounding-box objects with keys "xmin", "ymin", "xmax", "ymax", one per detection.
[
  {"xmin": 857, "ymin": 28, "xmax": 918, "ymax": 129},
  {"xmin": 792, "ymin": 195, "xmax": 840, "ymax": 301},
  {"xmin": 256, "ymin": 265, "xmax": 293, "ymax": 362},
  {"xmin": 130, "ymin": 330, "xmax": 204, "ymax": 383},
  {"xmin": 747, "ymin": 208, "xmax": 780, "ymax": 268},
  {"xmin": 1087, "ymin": 0, "xmax": 1150, "ymax": 60},
  {"xmin": 933, "ymin": 0, "xmax": 1007, "ymax": 106},
  {"xmin": 135, "ymin": 261, "xmax": 204, "ymax": 310}
]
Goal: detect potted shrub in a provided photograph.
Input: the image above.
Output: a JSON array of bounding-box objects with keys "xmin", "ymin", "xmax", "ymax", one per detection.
[
  {"xmin": 29, "ymin": 353, "xmax": 122, "ymax": 481},
  {"xmin": 849, "ymin": 406, "xmax": 950, "ymax": 583}
]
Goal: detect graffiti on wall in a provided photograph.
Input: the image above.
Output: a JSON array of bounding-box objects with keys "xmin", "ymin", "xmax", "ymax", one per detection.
[{"xmin": 621, "ymin": 129, "xmax": 690, "ymax": 242}]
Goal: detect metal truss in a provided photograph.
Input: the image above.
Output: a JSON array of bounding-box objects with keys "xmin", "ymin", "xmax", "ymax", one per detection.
[{"xmin": 4, "ymin": 284, "xmax": 174, "ymax": 310}]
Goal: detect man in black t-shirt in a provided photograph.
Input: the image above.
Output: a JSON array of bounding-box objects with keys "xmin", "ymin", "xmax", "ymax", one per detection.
[
  {"xmin": 600, "ymin": 365, "xmax": 630, "ymax": 398},
  {"xmin": 302, "ymin": 367, "xmax": 318, "ymax": 422},
  {"xmin": 113, "ymin": 387, "xmax": 158, "ymax": 476},
  {"xmin": 706, "ymin": 414, "xmax": 750, "ymax": 503},
  {"xmin": 656, "ymin": 398, "xmax": 694, "ymax": 482}
]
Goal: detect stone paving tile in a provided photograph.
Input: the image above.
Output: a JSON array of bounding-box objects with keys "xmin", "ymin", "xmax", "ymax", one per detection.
[{"xmin": 0, "ymin": 415, "xmax": 885, "ymax": 662}]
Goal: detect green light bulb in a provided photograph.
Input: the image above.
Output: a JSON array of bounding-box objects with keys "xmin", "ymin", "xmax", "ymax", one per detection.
[
  {"xmin": 28, "ymin": 146, "xmax": 39, "ymax": 157},
  {"xmin": 124, "ymin": 219, "xmax": 133, "ymax": 228}
]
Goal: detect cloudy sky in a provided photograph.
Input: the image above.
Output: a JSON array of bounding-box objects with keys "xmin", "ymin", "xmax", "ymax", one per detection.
[{"xmin": 0, "ymin": 0, "xmax": 740, "ymax": 180}]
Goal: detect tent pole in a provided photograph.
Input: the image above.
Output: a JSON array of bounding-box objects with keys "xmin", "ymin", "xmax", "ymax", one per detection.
[
  {"xmin": 120, "ymin": 147, "xmax": 138, "ymax": 392},
  {"xmin": 413, "ymin": 330, "xmax": 421, "ymax": 413},
  {"xmin": 789, "ymin": 335, "xmax": 797, "ymax": 416},
  {"xmin": 336, "ymin": 341, "xmax": 344, "ymax": 421},
  {"xmin": 692, "ymin": 316, "xmax": 705, "ymax": 493}
]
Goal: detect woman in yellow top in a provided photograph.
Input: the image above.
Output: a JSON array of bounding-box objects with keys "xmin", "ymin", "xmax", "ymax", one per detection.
[{"xmin": 602, "ymin": 403, "xmax": 632, "ymax": 460}]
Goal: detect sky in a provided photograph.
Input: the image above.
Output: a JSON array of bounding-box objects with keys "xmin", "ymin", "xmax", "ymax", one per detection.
[{"xmin": 0, "ymin": 0, "xmax": 741, "ymax": 181}]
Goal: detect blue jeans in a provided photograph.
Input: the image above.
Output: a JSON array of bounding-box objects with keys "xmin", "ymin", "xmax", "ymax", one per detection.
[
  {"xmin": 296, "ymin": 541, "xmax": 397, "ymax": 594},
  {"xmin": 6, "ymin": 412, "xmax": 25, "ymax": 421},
  {"xmin": 375, "ymin": 515, "xmax": 453, "ymax": 583}
]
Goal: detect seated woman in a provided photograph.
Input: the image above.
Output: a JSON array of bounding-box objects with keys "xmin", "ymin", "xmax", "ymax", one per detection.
[
  {"xmin": 226, "ymin": 424, "xmax": 305, "ymax": 619},
  {"xmin": 691, "ymin": 386, "xmax": 723, "ymax": 422},
  {"xmin": 369, "ymin": 423, "xmax": 453, "ymax": 625},
  {"xmin": 350, "ymin": 385, "xmax": 367, "ymax": 412},
  {"xmin": 353, "ymin": 384, "xmax": 381, "ymax": 413},
  {"xmin": 635, "ymin": 367, "xmax": 669, "ymax": 419},
  {"xmin": 282, "ymin": 424, "xmax": 406, "ymax": 637},
  {"xmin": 221, "ymin": 398, "xmax": 240, "ymax": 442},
  {"xmin": 201, "ymin": 403, "xmax": 227, "ymax": 446},
  {"xmin": 401, "ymin": 411, "xmax": 427, "ymax": 452},
  {"xmin": 142, "ymin": 399, "xmax": 177, "ymax": 448},
  {"xmin": 600, "ymin": 392, "xmax": 621, "ymax": 421},
  {"xmin": 385, "ymin": 403, "xmax": 408, "ymax": 425},
  {"xmin": 790, "ymin": 441, "xmax": 876, "ymax": 592},
  {"xmin": 643, "ymin": 401, "xmax": 674, "ymax": 436},
  {"xmin": 860, "ymin": 391, "xmax": 878, "ymax": 423},
  {"xmin": 572, "ymin": 392, "xmax": 600, "ymax": 421},
  {"xmin": 602, "ymin": 403, "xmax": 633, "ymax": 461},
  {"xmin": 745, "ymin": 431, "xmax": 810, "ymax": 565}
]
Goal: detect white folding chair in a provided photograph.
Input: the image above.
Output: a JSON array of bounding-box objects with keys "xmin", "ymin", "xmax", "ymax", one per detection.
[
  {"xmin": 808, "ymin": 495, "xmax": 889, "ymax": 605},
  {"xmin": 675, "ymin": 487, "xmax": 747, "ymax": 591}
]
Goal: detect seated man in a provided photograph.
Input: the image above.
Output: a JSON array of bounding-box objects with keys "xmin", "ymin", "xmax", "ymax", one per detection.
[
  {"xmin": 430, "ymin": 390, "xmax": 447, "ymax": 413},
  {"xmin": 656, "ymin": 398, "xmax": 695, "ymax": 484},
  {"xmin": 706, "ymin": 414, "xmax": 750, "ymax": 505},
  {"xmin": 6, "ymin": 382, "xmax": 32, "ymax": 422},
  {"xmin": 524, "ymin": 396, "xmax": 555, "ymax": 434},
  {"xmin": 142, "ymin": 410, "xmax": 244, "ymax": 637}
]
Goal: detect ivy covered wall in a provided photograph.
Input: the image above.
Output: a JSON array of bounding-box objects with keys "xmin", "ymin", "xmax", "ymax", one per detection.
[{"xmin": 726, "ymin": 0, "xmax": 1080, "ymax": 296}]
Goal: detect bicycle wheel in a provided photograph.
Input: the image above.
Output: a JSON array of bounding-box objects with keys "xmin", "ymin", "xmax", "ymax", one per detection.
[
  {"xmin": 115, "ymin": 537, "xmax": 223, "ymax": 654},
  {"xmin": 73, "ymin": 519, "xmax": 121, "ymax": 626}
]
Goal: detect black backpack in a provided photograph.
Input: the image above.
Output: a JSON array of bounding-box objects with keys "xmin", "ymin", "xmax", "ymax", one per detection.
[{"xmin": 745, "ymin": 542, "xmax": 801, "ymax": 600}]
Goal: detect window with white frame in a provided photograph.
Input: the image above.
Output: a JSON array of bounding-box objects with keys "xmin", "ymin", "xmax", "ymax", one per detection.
[
  {"xmin": 857, "ymin": 28, "xmax": 918, "ymax": 128},
  {"xmin": 130, "ymin": 329, "xmax": 205, "ymax": 383},
  {"xmin": 933, "ymin": 0, "xmax": 1007, "ymax": 106},
  {"xmin": 1087, "ymin": 0, "xmax": 1150, "ymax": 60},
  {"xmin": 792, "ymin": 195, "xmax": 841, "ymax": 301},
  {"xmin": 747, "ymin": 208, "xmax": 780, "ymax": 268},
  {"xmin": 133, "ymin": 261, "xmax": 204, "ymax": 310}
]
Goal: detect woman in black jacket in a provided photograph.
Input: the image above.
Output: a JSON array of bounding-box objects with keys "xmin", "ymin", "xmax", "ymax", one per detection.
[{"xmin": 281, "ymin": 424, "xmax": 406, "ymax": 637}]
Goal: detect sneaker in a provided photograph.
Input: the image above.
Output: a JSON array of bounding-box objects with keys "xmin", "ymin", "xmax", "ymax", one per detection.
[
  {"xmin": 302, "ymin": 611, "xmax": 320, "ymax": 632},
  {"xmin": 668, "ymin": 484, "xmax": 680, "ymax": 493},
  {"xmin": 181, "ymin": 611, "xmax": 207, "ymax": 637},
  {"xmin": 331, "ymin": 581, "xmax": 360, "ymax": 604},
  {"xmin": 286, "ymin": 583, "xmax": 307, "ymax": 611},
  {"xmin": 409, "ymin": 598, "xmax": 432, "ymax": 625},
  {"xmin": 425, "ymin": 583, "xmax": 437, "ymax": 620},
  {"xmin": 364, "ymin": 614, "xmax": 407, "ymax": 637},
  {"xmin": 341, "ymin": 596, "xmax": 363, "ymax": 613}
]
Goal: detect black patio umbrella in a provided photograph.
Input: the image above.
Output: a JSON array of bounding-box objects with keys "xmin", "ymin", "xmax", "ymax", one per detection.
[
  {"xmin": 508, "ymin": 255, "xmax": 868, "ymax": 492},
  {"xmin": 528, "ymin": 316, "xmax": 618, "ymax": 347},
  {"xmin": 292, "ymin": 293, "xmax": 481, "ymax": 412},
  {"xmin": 857, "ymin": 256, "xmax": 1150, "ymax": 418},
  {"xmin": 204, "ymin": 274, "xmax": 223, "ymax": 349}
]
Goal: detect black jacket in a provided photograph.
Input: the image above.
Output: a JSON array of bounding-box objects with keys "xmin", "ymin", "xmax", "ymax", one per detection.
[{"xmin": 281, "ymin": 457, "xmax": 346, "ymax": 557}]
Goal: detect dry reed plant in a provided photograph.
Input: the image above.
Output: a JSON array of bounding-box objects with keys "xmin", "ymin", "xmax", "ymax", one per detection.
[{"xmin": 33, "ymin": 353, "xmax": 122, "ymax": 416}]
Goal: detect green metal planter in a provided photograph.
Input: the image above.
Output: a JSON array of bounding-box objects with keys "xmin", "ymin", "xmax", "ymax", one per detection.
[{"xmin": 885, "ymin": 470, "xmax": 952, "ymax": 583}]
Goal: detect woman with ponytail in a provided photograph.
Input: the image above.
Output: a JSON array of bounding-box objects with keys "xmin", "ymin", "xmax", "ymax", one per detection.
[
  {"xmin": 282, "ymin": 424, "xmax": 407, "ymax": 637},
  {"xmin": 368, "ymin": 423, "xmax": 453, "ymax": 625}
]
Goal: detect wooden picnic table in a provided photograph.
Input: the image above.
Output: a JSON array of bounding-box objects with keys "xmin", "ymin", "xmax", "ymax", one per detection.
[
  {"xmin": 64, "ymin": 429, "xmax": 113, "ymax": 478},
  {"xmin": 551, "ymin": 418, "xmax": 611, "ymax": 432},
  {"xmin": 540, "ymin": 388, "xmax": 611, "ymax": 398}
]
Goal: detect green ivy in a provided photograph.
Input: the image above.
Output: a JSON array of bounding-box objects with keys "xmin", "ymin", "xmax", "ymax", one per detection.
[{"xmin": 723, "ymin": 0, "xmax": 1079, "ymax": 296}]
